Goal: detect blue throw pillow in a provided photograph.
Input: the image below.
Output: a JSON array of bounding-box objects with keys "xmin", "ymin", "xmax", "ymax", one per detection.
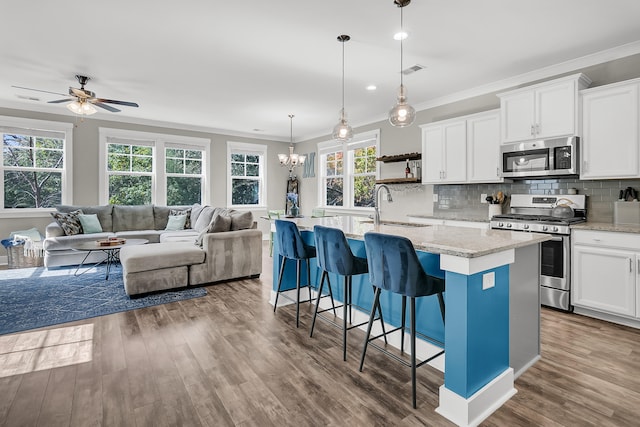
[
  {"xmin": 165, "ymin": 214, "xmax": 187, "ymax": 231},
  {"xmin": 78, "ymin": 214, "xmax": 103, "ymax": 234}
]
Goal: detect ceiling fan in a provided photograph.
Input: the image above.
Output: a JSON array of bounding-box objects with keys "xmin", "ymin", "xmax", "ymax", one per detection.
[{"xmin": 12, "ymin": 75, "xmax": 139, "ymax": 115}]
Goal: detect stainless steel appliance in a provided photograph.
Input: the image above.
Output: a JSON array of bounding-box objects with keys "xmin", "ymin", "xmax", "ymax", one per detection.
[
  {"xmin": 500, "ymin": 136, "xmax": 579, "ymax": 179},
  {"xmin": 490, "ymin": 194, "xmax": 587, "ymax": 311}
]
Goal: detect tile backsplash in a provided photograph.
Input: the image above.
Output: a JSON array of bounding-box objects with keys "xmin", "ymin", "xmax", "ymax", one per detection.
[{"xmin": 434, "ymin": 178, "xmax": 640, "ymax": 222}]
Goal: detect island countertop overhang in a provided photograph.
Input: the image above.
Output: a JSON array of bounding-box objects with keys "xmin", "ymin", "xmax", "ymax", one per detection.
[{"xmin": 281, "ymin": 216, "xmax": 550, "ymax": 258}]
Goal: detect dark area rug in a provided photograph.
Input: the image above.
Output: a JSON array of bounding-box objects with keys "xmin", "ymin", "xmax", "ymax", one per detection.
[{"xmin": 0, "ymin": 264, "xmax": 207, "ymax": 335}]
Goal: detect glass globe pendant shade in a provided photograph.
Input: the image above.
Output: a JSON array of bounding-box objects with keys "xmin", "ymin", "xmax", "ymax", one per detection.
[
  {"xmin": 332, "ymin": 108, "xmax": 353, "ymax": 141},
  {"xmin": 67, "ymin": 99, "xmax": 97, "ymax": 115},
  {"xmin": 389, "ymin": 85, "xmax": 415, "ymax": 127}
]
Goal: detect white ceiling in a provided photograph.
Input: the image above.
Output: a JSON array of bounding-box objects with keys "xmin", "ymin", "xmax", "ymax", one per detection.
[{"xmin": 2, "ymin": 0, "xmax": 640, "ymax": 142}]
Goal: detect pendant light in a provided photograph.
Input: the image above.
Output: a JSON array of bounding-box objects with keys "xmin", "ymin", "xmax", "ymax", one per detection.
[
  {"xmin": 278, "ymin": 114, "xmax": 306, "ymax": 177},
  {"xmin": 332, "ymin": 34, "xmax": 353, "ymax": 141},
  {"xmin": 389, "ymin": 0, "xmax": 416, "ymax": 127}
]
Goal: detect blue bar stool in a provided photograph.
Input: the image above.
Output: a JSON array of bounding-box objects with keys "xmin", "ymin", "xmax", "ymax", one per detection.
[
  {"xmin": 273, "ymin": 219, "xmax": 316, "ymax": 328},
  {"xmin": 311, "ymin": 225, "xmax": 387, "ymax": 361},
  {"xmin": 360, "ymin": 231, "xmax": 446, "ymax": 409}
]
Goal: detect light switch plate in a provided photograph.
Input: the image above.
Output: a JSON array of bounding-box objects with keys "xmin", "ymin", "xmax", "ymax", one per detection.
[
  {"xmin": 482, "ymin": 272, "xmax": 495, "ymax": 290},
  {"xmin": 481, "ymin": 193, "xmax": 488, "ymax": 203}
]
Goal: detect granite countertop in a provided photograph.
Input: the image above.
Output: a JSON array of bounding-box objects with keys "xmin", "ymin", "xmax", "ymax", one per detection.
[
  {"xmin": 284, "ymin": 216, "xmax": 549, "ymax": 259},
  {"xmin": 571, "ymin": 222, "xmax": 640, "ymax": 234}
]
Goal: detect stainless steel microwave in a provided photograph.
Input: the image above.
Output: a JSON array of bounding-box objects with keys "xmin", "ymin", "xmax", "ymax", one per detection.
[{"xmin": 500, "ymin": 136, "xmax": 579, "ymax": 179}]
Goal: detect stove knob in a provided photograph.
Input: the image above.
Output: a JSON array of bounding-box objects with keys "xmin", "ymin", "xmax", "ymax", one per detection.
[
  {"xmin": 507, "ymin": 223, "xmax": 512, "ymax": 228},
  {"xmin": 542, "ymin": 225, "xmax": 548, "ymax": 231},
  {"xmin": 524, "ymin": 224, "xmax": 529, "ymax": 230},
  {"xmin": 552, "ymin": 226, "xmax": 559, "ymax": 232},
  {"xmin": 498, "ymin": 222, "xmax": 504, "ymax": 227}
]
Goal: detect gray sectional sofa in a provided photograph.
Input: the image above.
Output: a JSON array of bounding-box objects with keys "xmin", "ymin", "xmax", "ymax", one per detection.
[{"xmin": 44, "ymin": 204, "xmax": 262, "ymax": 295}]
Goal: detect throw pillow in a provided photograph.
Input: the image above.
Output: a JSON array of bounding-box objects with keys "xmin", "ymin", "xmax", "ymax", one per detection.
[
  {"xmin": 50, "ymin": 210, "xmax": 84, "ymax": 236},
  {"xmin": 194, "ymin": 213, "xmax": 232, "ymax": 247},
  {"xmin": 169, "ymin": 208, "xmax": 192, "ymax": 229},
  {"xmin": 78, "ymin": 214, "xmax": 103, "ymax": 234},
  {"xmin": 230, "ymin": 211, "xmax": 254, "ymax": 230},
  {"xmin": 190, "ymin": 203, "xmax": 205, "ymax": 227},
  {"xmin": 165, "ymin": 214, "xmax": 187, "ymax": 231}
]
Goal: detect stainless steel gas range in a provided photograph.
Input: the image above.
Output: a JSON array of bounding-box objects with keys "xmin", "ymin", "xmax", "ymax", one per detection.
[{"xmin": 490, "ymin": 194, "xmax": 587, "ymax": 311}]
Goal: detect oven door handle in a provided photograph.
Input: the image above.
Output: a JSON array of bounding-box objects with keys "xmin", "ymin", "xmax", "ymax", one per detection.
[{"xmin": 548, "ymin": 236, "xmax": 564, "ymax": 242}]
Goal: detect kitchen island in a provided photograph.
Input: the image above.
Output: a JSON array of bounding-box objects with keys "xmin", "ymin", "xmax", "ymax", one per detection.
[{"xmin": 271, "ymin": 216, "xmax": 549, "ymax": 427}]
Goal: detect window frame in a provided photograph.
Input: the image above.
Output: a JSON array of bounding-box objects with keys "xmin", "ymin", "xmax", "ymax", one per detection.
[
  {"xmin": 317, "ymin": 129, "xmax": 380, "ymax": 212},
  {"xmin": 0, "ymin": 116, "xmax": 73, "ymax": 217},
  {"xmin": 98, "ymin": 127, "xmax": 210, "ymax": 206},
  {"xmin": 226, "ymin": 141, "xmax": 267, "ymax": 209}
]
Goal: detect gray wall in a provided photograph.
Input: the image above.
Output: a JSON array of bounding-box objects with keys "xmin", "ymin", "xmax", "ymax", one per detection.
[
  {"xmin": 0, "ymin": 107, "xmax": 292, "ymax": 240},
  {"xmin": 295, "ymin": 53, "xmax": 640, "ymax": 221}
]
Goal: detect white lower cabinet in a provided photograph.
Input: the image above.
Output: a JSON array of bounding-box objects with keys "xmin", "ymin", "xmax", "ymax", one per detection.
[{"xmin": 572, "ymin": 230, "xmax": 640, "ymax": 321}]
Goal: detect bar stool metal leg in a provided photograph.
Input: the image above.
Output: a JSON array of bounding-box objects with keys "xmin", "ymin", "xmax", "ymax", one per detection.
[{"xmin": 274, "ymin": 257, "xmax": 287, "ymax": 312}]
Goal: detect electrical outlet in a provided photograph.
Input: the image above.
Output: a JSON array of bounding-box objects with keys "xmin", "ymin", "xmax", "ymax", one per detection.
[
  {"xmin": 433, "ymin": 194, "xmax": 438, "ymax": 202},
  {"xmin": 481, "ymin": 193, "xmax": 488, "ymax": 203},
  {"xmin": 482, "ymin": 272, "xmax": 495, "ymax": 290}
]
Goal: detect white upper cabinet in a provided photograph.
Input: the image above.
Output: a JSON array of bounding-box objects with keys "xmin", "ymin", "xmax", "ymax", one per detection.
[
  {"xmin": 421, "ymin": 120, "xmax": 466, "ymax": 183},
  {"xmin": 421, "ymin": 110, "xmax": 501, "ymax": 184},
  {"xmin": 467, "ymin": 110, "xmax": 502, "ymax": 183},
  {"xmin": 580, "ymin": 79, "xmax": 640, "ymax": 179},
  {"xmin": 498, "ymin": 73, "xmax": 591, "ymax": 144}
]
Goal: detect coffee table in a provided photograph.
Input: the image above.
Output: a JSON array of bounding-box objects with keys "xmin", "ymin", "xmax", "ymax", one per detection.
[{"xmin": 72, "ymin": 238, "xmax": 148, "ymax": 279}]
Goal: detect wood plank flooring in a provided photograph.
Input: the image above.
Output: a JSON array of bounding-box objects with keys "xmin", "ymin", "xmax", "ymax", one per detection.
[{"xmin": 1, "ymin": 242, "xmax": 639, "ymax": 426}]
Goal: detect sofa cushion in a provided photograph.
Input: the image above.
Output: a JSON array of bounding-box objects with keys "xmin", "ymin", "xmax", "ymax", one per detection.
[
  {"xmin": 195, "ymin": 213, "xmax": 232, "ymax": 246},
  {"xmin": 193, "ymin": 206, "xmax": 216, "ymax": 232},
  {"xmin": 114, "ymin": 230, "xmax": 163, "ymax": 243},
  {"xmin": 153, "ymin": 205, "xmax": 192, "ymax": 230},
  {"xmin": 56, "ymin": 205, "xmax": 113, "ymax": 232},
  {"xmin": 160, "ymin": 230, "xmax": 199, "ymax": 243},
  {"xmin": 113, "ymin": 205, "xmax": 154, "ymax": 231},
  {"xmin": 120, "ymin": 242, "xmax": 205, "ymax": 274},
  {"xmin": 78, "ymin": 214, "xmax": 103, "ymax": 234},
  {"xmin": 50, "ymin": 210, "xmax": 84, "ymax": 236},
  {"xmin": 190, "ymin": 203, "xmax": 206, "ymax": 226},
  {"xmin": 43, "ymin": 232, "xmax": 115, "ymax": 251}
]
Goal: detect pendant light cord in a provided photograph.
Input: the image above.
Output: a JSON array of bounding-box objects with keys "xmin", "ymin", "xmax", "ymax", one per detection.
[
  {"xmin": 400, "ymin": 5, "xmax": 404, "ymax": 87},
  {"xmin": 341, "ymin": 39, "xmax": 345, "ymax": 115}
]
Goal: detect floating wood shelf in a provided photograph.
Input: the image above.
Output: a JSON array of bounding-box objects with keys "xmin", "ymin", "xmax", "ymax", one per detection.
[
  {"xmin": 376, "ymin": 152, "xmax": 421, "ymax": 163},
  {"xmin": 375, "ymin": 177, "xmax": 422, "ymax": 184}
]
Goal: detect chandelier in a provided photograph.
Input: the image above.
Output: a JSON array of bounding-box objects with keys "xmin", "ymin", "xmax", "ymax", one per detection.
[
  {"xmin": 278, "ymin": 114, "xmax": 306, "ymax": 176},
  {"xmin": 389, "ymin": 0, "xmax": 416, "ymax": 127}
]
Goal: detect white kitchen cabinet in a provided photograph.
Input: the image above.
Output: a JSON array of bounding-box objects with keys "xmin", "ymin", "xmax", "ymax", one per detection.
[
  {"xmin": 421, "ymin": 110, "xmax": 501, "ymax": 184},
  {"xmin": 580, "ymin": 79, "xmax": 640, "ymax": 179},
  {"xmin": 421, "ymin": 120, "xmax": 467, "ymax": 183},
  {"xmin": 467, "ymin": 110, "xmax": 502, "ymax": 183},
  {"xmin": 572, "ymin": 229, "xmax": 640, "ymax": 323},
  {"xmin": 498, "ymin": 73, "xmax": 591, "ymax": 144}
]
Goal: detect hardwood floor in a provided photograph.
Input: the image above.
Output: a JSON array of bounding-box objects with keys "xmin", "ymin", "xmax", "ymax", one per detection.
[{"xmin": 1, "ymin": 243, "xmax": 639, "ymax": 426}]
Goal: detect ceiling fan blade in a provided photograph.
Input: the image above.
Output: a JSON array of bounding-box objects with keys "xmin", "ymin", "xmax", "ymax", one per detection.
[
  {"xmin": 94, "ymin": 98, "xmax": 139, "ymax": 108},
  {"xmin": 48, "ymin": 98, "xmax": 73, "ymax": 104},
  {"xmin": 92, "ymin": 102, "xmax": 121, "ymax": 113},
  {"xmin": 11, "ymin": 85, "xmax": 67, "ymax": 97}
]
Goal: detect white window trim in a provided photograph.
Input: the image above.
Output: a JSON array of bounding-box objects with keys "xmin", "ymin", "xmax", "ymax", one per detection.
[
  {"xmin": 227, "ymin": 141, "xmax": 267, "ymax": 209},
  {"xmin": 317, "ymin": 129, "xmax": 380, "ymax": 212},
  {"xmin": 0, "ymin": 116, "xmax": 73, "ymax": 218},
  {"xmin": 98, "ymin": 127, "xmax": 210, "ymax": 206}
]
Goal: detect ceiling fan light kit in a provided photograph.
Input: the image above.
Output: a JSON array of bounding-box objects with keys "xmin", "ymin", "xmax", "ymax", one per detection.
[
  {"xmin": 389, "ymin": 0, "xmax": 416, "ymax": 127},
  {"xmin": 332, "ymin": 34, "xmax": 353, "ymax": 142},
  {"xmin": 66, "ymin": 99, "xmax": 97, "ymax": 115}
]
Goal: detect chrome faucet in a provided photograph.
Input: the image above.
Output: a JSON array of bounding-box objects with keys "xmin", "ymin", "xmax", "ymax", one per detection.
[{"xmin": 374, "ymin": 184, "xmax": 393, "ymax": 226}]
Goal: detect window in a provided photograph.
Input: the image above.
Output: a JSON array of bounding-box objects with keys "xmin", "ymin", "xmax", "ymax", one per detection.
[
  {"xmin": 227, "ymin": 141, "xmax": 266, "ymax": 207},
  {"xmin": 318, "ymin": 130, "xmax": 379, "ymax": 210},
  {"xmin": 1, "ymin": 116, "xmax": 73, "ymax": 212},
  {"xmin": 99, "ymin": 128, "xmax": 209, "ymax": 206}
]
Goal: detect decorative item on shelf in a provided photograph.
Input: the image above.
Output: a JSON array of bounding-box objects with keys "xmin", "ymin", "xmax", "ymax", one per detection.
[
  {"xmin": 278, "ymin": 114, "xmax": 306, "ymax": 178},
  {"xmin": 388, "ymin": 0, "xmax": 416, "ymax": 128},
  {"xmin": 332, "ymin": 34, "xmax": 353, "ymax": 142},
  {"xmin": 405, "ymin": 159, "xmax": 411, "ymax": 178},
  {"xmin": 287, "ymin": 192, "xmax": 299, "ymax": 217}
]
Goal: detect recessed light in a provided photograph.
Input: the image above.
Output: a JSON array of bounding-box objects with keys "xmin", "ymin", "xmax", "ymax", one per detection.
[
  {"xmin": 393, "ymin": 31, "xmax": 408, "ymax": 41},
  {"xmin": 366, "ymin": 85, "xmax": 377, "ymax": 91}
]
